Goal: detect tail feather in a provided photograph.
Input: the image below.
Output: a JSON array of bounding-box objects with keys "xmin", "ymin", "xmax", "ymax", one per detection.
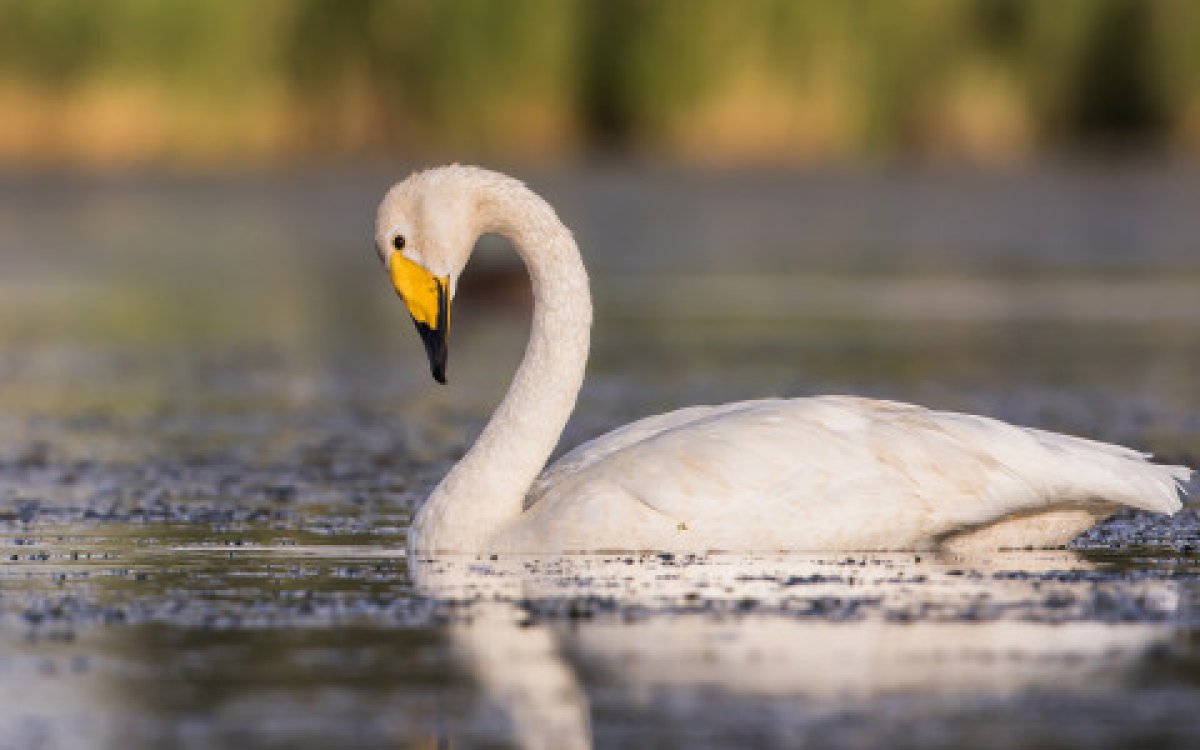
[
  {"xmin": 1027, "ymin": 428, "xmax": 1192, "ymax": 515},
  {"xmin": 1157, "ymin": 462, "xmax": 1194, "ymax": 512}
]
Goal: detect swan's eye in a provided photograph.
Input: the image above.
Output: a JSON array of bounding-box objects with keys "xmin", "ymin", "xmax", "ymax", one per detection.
[{"xmin": 393, "ymin": 235, "xmax": 406, "ymax": 251}]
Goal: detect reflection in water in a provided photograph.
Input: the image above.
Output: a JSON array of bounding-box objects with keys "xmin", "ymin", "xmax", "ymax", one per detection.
[
  {"xmin": 450, "ymin": 602, "xmax": 592, "ymax": 750},
  {"xmin": 413, "ymin": 551, "xmax": 1180, "ymax": 749},
  {"xmin": 0, "ymin": 523, "xmax": 1197, "ymax": 749}
]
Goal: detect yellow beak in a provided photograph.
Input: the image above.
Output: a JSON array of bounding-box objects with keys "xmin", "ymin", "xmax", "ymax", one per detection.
[{"xmin": 389, "ymin": 253, "xmax": 451, "ymax": 383}]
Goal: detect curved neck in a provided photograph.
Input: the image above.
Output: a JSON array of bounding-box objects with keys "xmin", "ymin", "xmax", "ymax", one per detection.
[{"xmin": 410, "ymin": 176, "xmax": 591, "ymax": 553}]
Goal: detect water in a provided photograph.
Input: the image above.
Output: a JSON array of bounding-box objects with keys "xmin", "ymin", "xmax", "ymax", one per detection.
[{"xmin": 1, "ymin": 165, "xmax": 1199, "ymax": 749}]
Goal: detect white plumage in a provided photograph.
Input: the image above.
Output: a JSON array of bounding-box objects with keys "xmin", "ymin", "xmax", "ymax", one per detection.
[
  {"xmin": 518, "ymin": 396, "xmax": 1186, "ymax": 553},
  {"xmin": 375, "ymin": 165, "xmax": 1191, "ymax": 555}
]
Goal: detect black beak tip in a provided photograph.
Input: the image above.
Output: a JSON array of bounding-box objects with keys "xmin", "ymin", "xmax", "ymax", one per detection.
[{"xmin": 413, "ymin": 318, "xmax": 449, "ymax": 385}]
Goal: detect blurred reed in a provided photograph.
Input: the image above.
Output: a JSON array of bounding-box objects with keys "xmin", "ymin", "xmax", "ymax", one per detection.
[{"xmin": 0, "ymin": 0, "xmax": 1197, "ymax": 168}]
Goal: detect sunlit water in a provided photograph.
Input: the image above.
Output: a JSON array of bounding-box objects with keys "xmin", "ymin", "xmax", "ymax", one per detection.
[{"xmin": 1, "ymin": 166, "xmax": 1199, "ymax": 749}]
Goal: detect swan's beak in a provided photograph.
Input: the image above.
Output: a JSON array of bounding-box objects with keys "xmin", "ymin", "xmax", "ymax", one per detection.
[{"xmin": 389, "ymin": 254, "xmax": 451, "ymax": 384}]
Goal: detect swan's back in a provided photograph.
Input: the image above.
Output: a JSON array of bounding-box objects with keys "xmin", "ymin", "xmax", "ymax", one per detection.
[{"xmin": 505, "ymin": 396, "xmax": 1189, "ymax": 553}]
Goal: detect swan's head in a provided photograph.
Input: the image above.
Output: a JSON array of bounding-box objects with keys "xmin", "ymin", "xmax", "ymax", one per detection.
[{"xmin": 375, "ymin": 167, "xmax": 481, "ymax": 384}]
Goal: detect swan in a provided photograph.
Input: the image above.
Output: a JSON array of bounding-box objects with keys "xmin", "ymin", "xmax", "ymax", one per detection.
[{"xmin": 375, "ymin": 165, "xmax": 1192, "ymax": 555}]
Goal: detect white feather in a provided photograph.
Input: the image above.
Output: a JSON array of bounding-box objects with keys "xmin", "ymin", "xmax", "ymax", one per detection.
[{"xmin": 516, "ymin": 396, "xmax": 1187, "ymax": 552}]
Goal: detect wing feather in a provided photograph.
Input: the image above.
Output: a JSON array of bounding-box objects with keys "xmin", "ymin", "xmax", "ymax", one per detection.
[{"xmin": 521, "ymin": 396, "xmax": 1191, "ymax": 551}]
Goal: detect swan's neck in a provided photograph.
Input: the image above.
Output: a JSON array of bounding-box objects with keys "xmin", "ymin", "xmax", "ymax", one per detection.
[{"xmin": 410, "ymin": 179, "xmax": 591, "ymax": 553}]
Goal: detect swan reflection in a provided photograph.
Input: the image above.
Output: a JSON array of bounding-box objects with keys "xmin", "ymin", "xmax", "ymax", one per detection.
[{"xmin": 413, "ymin": 551, "xmax": 1177, "ymax": 749}]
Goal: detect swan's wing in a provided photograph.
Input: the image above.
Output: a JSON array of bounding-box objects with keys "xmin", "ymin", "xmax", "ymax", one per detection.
[
  {"xmin": 520, "ymin": 396, "xmax": 1190, "ymax": 551},
  {"xmin": 528, "ymin": 401, "xmax": 773, "ymax": 508}
]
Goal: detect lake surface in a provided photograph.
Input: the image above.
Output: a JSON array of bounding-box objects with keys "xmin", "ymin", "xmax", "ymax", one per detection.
[{"xmin": 1, "ymin": 165, "xmax": 1198, "ymax": 749}]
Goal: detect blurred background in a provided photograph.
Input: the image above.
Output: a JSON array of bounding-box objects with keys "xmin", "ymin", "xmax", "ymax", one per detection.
[
  {"xmin": 1, "ymin": 0, "xmax": 1199, "ymax": 168},
  {"xmin": 1, "ymin": 0, "xmax": 1198, "ymax": 443}
]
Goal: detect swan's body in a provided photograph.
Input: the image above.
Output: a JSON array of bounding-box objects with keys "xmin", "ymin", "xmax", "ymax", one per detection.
[
  {"xmin": 375, "ymin": 166, "xmax": 1191, "ymax": 555},
  {"xmin": 513, "ymin": 396, "xmax": 1185, "ymax": 553}
]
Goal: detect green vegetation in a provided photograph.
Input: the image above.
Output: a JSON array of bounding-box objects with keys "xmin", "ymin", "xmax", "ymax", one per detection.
[{"xmin": 1, "ymin": 0, "xmax": 1197, "ymax": 167}]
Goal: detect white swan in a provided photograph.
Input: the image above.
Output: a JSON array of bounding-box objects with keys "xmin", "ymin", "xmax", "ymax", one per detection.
[{"xmin": 375, "ymin": 165, "xmax": 1191, "ymax": 555}]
